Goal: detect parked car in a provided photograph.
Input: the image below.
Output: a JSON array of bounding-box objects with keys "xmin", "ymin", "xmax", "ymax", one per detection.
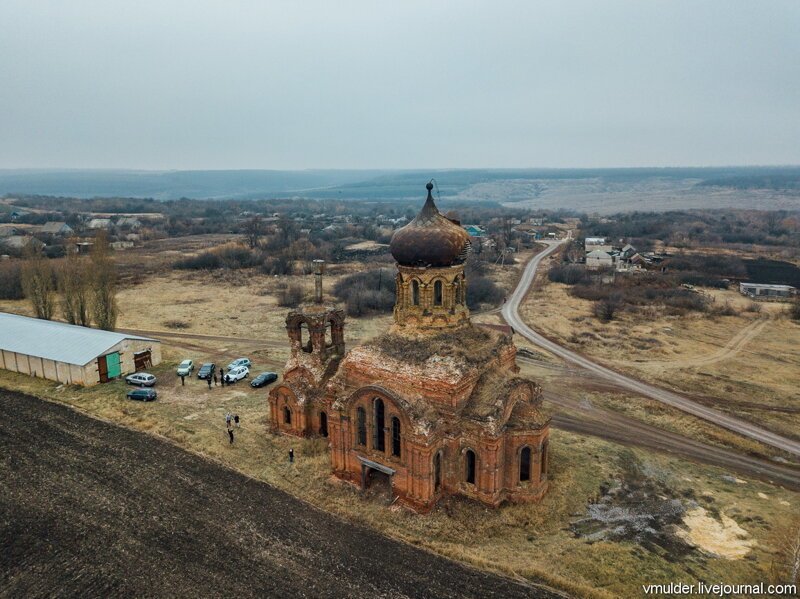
[
  {"xmin": 127, "ymin": 388, "xmax": 157, "ymax": 401},
  {"xmin": 197, "ymin": 363, "xmax": 215, "ymax": 380},
  {"xmin": 176, "ymin": 359, "xmax": 194, "ymax": 376},
  {"xmin": 125, "ymin": 373, "xmax": 156, "ymax": 387},
  {"xmin": 227, "ymin": 358, "xmax": 251, "ymax": 371},
  {"xmin": 224, "ymin": 365, "xmax": 249, "ymax": 384},
  {"xmin": 250, "ymin": 372, "xmax": 278, "ymax": 388}
]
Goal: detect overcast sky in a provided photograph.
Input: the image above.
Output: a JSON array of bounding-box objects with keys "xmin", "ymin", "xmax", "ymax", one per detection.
[{"xmin": 1, "ymin": 1, "xmax": 798, "ymax": 169}]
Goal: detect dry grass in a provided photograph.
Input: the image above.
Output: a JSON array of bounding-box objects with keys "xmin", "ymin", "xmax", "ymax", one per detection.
[
  {"xmin": 521, "ymin": 282, "xmax": 800, "ymax": 440},
  {"xmin": 1, "ymin": 351, "xmax": 797, "ymax": 598}
]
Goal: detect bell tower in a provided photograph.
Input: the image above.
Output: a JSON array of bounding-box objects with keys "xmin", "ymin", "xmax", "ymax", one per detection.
[
  {"xmin": 389, "ymin": 182, "xmax": 471, "ymax": 331},
  {"xmin": 283, "ymin": 260, "xmax": 346, "ymax": 383}
]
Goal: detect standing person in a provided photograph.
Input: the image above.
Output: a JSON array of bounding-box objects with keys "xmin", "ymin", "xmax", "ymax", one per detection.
[
  {"xmin": 228, "ymin": 426, "xmax": 234, "ymax": 445},
  {"xmin": 213, "ymin": 372, "xmax": 218, "ymax": 386},
  {"xmin": 207, "ymin": 376, "xmax": 212, "ymax": 390},
  {"xmin": 288, "ymin": 448, "xmax": 294, "ymax": 463},
  {"xmin": 234, "ymin": 414, "xmax": 240, "ymax": 428},
  {"xmin": 220, "ymin": 367, "xmax": 226, "ymax": 387},
  {"xmin": 180, "ymin": 374, "xmax": 185, "ymax": 386},
  {"xmin": 225, "ymin": 413, "xmax": 232, "ymax": 428}
]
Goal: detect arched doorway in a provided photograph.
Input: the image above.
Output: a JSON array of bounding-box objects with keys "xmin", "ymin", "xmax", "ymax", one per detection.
[
  {"xmin": 465, "ymin": 449, "xmax": 476, "ymax": 485},
  {"xmin": 319, "ymin": 411, "xmax": 328, "ymax": 437},
  {"xmin": 433, "ymin": 451, "xmax": 442, "ymax": 491},
  {"xmin": 519, "ymin": 446, "xmax": 531, "ymax": 482}
]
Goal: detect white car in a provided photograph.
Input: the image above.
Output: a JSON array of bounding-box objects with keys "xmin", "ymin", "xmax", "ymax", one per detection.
[
  {"xmin": 126, "ymin": 373, "xmax": 156, "ymax": 387},
  {"xmin": 224, "ymin": 365, "xmax": 249, "ymax": 384}
]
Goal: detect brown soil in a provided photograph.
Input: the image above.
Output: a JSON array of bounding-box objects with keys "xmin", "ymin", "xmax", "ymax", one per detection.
[{"xmin": 0, "ymin": 389, "xmax": 563, "ymax": 599}]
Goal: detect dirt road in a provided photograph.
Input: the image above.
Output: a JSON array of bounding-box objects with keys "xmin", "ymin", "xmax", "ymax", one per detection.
[
  {"xmin": 0, "ymin": 390, "xmax": 563, "ymax": 599},
  {"xmin": 544, "ymin": 391, "xmax": 800, "ymax": 491},
  {"xmin": 502, "ymin": 240, "xmax": 800, "ymax": 457}
]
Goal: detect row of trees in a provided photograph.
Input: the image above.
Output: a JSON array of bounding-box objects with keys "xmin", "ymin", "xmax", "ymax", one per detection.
[{"xmin": 21, "ymin": 236, "xmax": 119, "ymax": 330}]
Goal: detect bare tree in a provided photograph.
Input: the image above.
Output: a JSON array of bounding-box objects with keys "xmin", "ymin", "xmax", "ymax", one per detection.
[
  {"xmin": 90, "ymin": 233, "xmax": 118, "ymax": 330},
  {"xmin": 243, "ymin": 215, "xmax": 263, "ymax": 249},
  {"xmin": 59, "ymin": 245, "xmax": 91, "ymax": 326},
  {"xmin": 21, "ymin": 245, "xmax": 56, "ymax": 320}
]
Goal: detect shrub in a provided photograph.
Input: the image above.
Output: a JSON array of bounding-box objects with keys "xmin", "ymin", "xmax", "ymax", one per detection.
[
  {"xmin": 332, "ymin": 268, "xmax": 395, "ymax": 316},
  {"xmin": 744, "ymin": 302, "xmax": 763, "ymax": 313},
  {"xmin": 467, "ymin": 275, "xmax": 505, "ymax": 309},
  {"xmin": 174, "ymin": 245, "xmax": 258, "ymax": 270},
  {"xmin": 163, "ymin": 319, "xmax": 191, "ymax": 329},
  {"xmin": 277, "ymin": 283, "xmax": 305, "ymax": 307},
  {"xmin": 594, "ymin": 293, "xmax": 622, "ymax": 322},
  {"xmin": 790, "ymin": 300, "xmax": 800, "ymax": 321},
  {"xmin": 548, "ymin": 264, "xmax": 589, "ymax": 285},
  {"xmin": 0, "ymin": 261, "xmax": 24, "ymax": 299}
]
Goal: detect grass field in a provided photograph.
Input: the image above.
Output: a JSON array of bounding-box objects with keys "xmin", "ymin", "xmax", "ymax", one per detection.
[
  {"xmin": 2, "ymin": 237, "xmax": 799, "ymax": 596},
  {"xmin": 520, "ymin": 282, "xmax": 800, "ymax": 443}
]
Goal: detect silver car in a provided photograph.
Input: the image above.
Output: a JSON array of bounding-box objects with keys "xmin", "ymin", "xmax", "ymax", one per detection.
[
  {"xmin": 126, "ymin": 373, "xmax": 156, "ymax": 387},
  {"xmin": 176, "ymin": 359, "xmax": 194, "ymax": 376}
]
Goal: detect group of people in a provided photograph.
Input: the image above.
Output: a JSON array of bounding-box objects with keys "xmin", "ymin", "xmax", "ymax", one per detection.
[
  {"xmin": 225, "ymin": 413, "xmax": 240, "ymax": 444},
  {"xmin": 206, "ymin": 367, "xmax": 229, "ymax": 389}
]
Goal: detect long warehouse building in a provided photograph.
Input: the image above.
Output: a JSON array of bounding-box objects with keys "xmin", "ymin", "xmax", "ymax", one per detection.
[{"xmin": 0, "ymin": 312, "xmax": 161, "ymax": 385}]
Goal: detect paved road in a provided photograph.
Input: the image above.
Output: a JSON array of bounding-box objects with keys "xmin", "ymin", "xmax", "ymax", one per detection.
[
  {"xmin": 502, "ymin": 240, "xmax": 800, "ymax": 458},
  {"xmin": 0, "ymin": 390, "xmax": 565, "ymax": 599}
]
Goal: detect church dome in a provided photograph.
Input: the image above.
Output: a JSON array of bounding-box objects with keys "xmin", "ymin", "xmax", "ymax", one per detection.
[{"xmin": 390, "ymin": 183, "xmax": 471, "ymax": 267}]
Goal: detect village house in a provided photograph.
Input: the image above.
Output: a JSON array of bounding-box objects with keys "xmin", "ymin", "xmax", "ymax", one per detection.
[
  {"xmin": 1, "ymin": 235, "xmax": 44, "ymax": 252},
  {"xmin": 39, "ymin": 221, "xmax": 74, "ymax": 236},
  {"xmin": 585, "ymin": 248, "xmax": 615, "ymax": 270},
  {"xmin": 584, "ymin": 237, "xmax": 613, "ymax": 253},
  {"xmin": 87, "ymin": 218, "xmax": 112, "ymax": 230},
  {"xmin": 739, "ymin": 283, "xmax": 797, "ymax": 300}
]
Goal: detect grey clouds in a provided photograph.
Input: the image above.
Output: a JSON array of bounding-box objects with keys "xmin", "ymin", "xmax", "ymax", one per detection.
[{"xmin": 0, "ymin": 1, "xmax": 798, "ymax": 169}]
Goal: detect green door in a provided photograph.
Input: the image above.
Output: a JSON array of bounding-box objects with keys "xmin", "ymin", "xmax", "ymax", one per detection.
[{"xmin": 105, "ymin": 352, "xmax": 121, "ymax": 379}]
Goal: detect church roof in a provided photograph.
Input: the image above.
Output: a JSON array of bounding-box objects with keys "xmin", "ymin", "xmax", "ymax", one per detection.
[{"xmin": 389, "ymin": 182, "xmax": 471, "ymax": 267}]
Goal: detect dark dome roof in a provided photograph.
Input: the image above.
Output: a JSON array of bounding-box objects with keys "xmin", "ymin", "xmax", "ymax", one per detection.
[{"xmin": 390, "ymin": 183, "xmax": 471, "ymax": 267}]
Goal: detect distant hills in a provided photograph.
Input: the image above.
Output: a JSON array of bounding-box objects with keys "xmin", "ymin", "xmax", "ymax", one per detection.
[{"xmin": 1, "ymin": 167, "xmax": 798, "ymax": 212}]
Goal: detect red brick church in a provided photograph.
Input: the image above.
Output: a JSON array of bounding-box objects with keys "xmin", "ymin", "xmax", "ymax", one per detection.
[{"xmin": 268, "ymin": 183, "xmax": 550, "ymax": 511}]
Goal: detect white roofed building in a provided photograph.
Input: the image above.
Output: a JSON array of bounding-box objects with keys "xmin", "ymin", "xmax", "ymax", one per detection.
[{"xmin": 0, "ymin": 313, "xmax": 161, "ymax": 385}]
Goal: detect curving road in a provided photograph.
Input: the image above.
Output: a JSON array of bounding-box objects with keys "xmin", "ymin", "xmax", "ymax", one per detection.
[{"xmin": 502, "ymin": 240, "xmax": 800, "ymax": 458}]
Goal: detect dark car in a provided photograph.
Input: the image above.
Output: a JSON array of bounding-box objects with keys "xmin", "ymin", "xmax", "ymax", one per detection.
[
  {"xmin": 197, "ymin": 363, "xmax": 216, "ymax": 380},
  {"xmin": 127, "ymin": 388, "xmax": 157, "ymax": 402},
  {"xmin": 250, "ymin": 372, "xmax": 278, "ymax": 388}
]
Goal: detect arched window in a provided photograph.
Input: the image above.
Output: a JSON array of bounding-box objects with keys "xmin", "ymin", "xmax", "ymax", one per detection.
[
  {"xmin": 411, "ymin": 280, "xmax": 420, "ymax": 306},
  {"xmin": 373, "ymin": 398, "xmax": 386, "ymax": 452},
  {"xmin": 465, "ymin": 449, "xmax": 476, "ymax": 485},
  {"xmin": 541, "ymin": 440, "xmax": 549, "ymax": 479},
  {"xmin": 283, "ymin": 406, "xmax": 292, "ymax": 425},
  {"xmin": 356, "ymin": 407, "xmax": 367, "ymax": 446},
  {"xmin": 391, "ymin": 417, "xmax": 401, "ymax": 457},
  {"xmin": 433, "ymin": 451, "xmax": 442, "ymax": 491},
  {"xmin": 433, "ymin": 280, "xmax": 443, "ymax": 306},
  {"xmin": 319, "ymin": 411, "xmax": 328, "ymax": 437},
  {"xmin": 519, "ymin": 446, "xmax": 531, "ymax": 482},
  {"xmin": 300, "ymin": 322, "xmax": 312, "ymax": 353}
]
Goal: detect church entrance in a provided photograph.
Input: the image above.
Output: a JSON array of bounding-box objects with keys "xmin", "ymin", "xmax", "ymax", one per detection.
[{"xmin": 358, "ymin": 456, "xmax": 395, "ymax": 502}]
